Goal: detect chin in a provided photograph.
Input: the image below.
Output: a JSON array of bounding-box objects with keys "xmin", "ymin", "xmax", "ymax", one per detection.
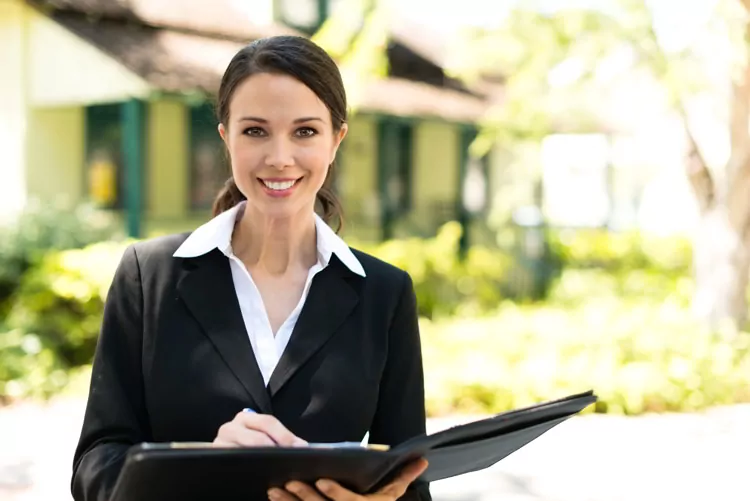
[{"xmin": 250, "ymin": 201, "xmax": 308, "ymax": 221}]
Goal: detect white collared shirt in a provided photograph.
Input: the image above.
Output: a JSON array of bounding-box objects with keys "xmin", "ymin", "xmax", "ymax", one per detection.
[{"xmin": 173, "ymin": 202, "xmax": 365, "ymax": 386}]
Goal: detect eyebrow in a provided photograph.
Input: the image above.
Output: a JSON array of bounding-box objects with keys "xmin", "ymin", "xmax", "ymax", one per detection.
[{"xmin": 238, "ymin": 116, "xmax": 324, "ymax": 124}]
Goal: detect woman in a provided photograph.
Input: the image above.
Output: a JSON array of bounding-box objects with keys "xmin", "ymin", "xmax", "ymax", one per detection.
[{"xmin": 71, "ymin": 36, "xmax": 430, "ymax": 501}]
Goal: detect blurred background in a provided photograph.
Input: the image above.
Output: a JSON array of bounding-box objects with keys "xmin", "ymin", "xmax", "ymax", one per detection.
[{"xmin": 1, "ymin": 0, "xmax": 749, "ymax": 499}]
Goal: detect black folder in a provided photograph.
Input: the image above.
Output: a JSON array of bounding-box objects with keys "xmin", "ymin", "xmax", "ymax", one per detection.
[{"xmin": 111, "ymin": 390, "xmax": 596, "ymax": 501}]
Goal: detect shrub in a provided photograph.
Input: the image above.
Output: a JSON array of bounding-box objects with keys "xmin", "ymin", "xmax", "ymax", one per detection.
[
  {"xmin": 0, "ymin": 200, "xmax": 121, "ymax": 316},
  {"xmin": 5, "ymin": 224, "xmax": 739, "ymax": 418},
  {"xmin": 353, "ymin": 222, "xmax": 513, "ymax": 318},
  {"xmin": 548, "ymin": 228, "xmax": 693, "ymax": 274},
  {"xmin": 0, "ymin": 326, "xmax": 69, "ymax": 404},
  {"xmin": 6, "ymin": 241, "xmax": 130, "ymax": 371},
  {"xmin": 421, "ymin": 269, "xmax": 750, "ymax": 417}
]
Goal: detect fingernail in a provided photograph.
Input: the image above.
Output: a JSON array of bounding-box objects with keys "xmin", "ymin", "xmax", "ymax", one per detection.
[
  {"xmin": 243, "ymin": 408, "xmax": 256, "ymax": 414},
  {"xmin": 293, "ymin": 438, "xmax": 308, "ymax": 447},
  {"xmin": 285, "ymin": 482, "xmax": 300, "ymax": 493},
  {"xmin": 267, "ymin": 488, "xmax": 281, "ymax": 500},
  {"xmin": 316, "ymin": 479, "xmax": 333, "ymax": 492}
]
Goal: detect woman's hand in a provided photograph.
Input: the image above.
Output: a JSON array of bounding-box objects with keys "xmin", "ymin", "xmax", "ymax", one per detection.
[
  {"xmin": 267, "ymin": 458, "xmax": 428, "ymax": 501},
  {"xmin": 213, "ymin": 410, "xmax": 308, "ymax": 447}
]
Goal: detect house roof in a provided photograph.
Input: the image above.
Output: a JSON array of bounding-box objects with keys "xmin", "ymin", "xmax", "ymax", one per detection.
[
  {"xmin": 30, "ymin": 0, "xmax": 491, "ymax": 122},
  {"xmin": 50, "ymin": 11, "xmax": 240, "ymax": 95},
  {"xmin": 30, "ymin": 0, "xmax": 299, "ymax": 40}
]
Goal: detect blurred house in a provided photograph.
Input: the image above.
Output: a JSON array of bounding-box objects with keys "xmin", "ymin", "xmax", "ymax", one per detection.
[{"xmin": 0, "ymin": 0, "xmax": 504, "ymax": 242}]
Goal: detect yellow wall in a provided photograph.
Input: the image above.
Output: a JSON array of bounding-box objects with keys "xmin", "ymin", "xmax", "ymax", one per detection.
[
  {"xmin": 0, "ymin": 0, "xmax": 28, "ymax": 221},
  {"xmin": 410, "ymin": 120, "xmax": 459, "ymax": 232},
  {"xmin": 338, "ymin": 113, "xmax": 380, "ymax": 240},
  {"xmin": 25, "ymin": 6, "xmax": 151, "ymax": 107},
  {"xmin": 147, "ymin": 99, "xmax": 188, "ymax": 219},
  {"xmin": 25, "ymin": 107, "xmax": 85, "ymax": 204}
]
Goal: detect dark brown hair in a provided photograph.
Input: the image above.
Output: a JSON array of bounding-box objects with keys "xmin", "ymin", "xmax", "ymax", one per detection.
[{"xmin": 211, "ymin": 36, "xmax": 347, "ymax": 232}]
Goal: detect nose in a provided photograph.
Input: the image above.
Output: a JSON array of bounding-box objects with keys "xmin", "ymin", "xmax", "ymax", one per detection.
[{"xmin": 264, "ymin": 136, "xmax": 294, "ymax": 170}]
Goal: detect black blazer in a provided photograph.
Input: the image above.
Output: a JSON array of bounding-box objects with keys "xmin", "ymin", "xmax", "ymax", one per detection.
[{"xmin": 71, "ymin": 233, "xmax": 431, "ymax": 501}]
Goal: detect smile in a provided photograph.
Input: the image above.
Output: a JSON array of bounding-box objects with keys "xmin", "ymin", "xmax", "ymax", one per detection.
[{"xmin": 260, "ymin": 178, "xmax": 299, "ymax": 191}]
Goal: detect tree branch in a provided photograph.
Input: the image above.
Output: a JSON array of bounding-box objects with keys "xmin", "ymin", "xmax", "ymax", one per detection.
[
  {"xmin": 728, "ymin": 149, "xmax": 750, "ymax": 235},
  {"xmin": 632, "ymin": 1, "xmax": 716, "ymax": 211},
  {"xmin": 679, "ymin": 105, "xmax": 716, "ymax": 212}
]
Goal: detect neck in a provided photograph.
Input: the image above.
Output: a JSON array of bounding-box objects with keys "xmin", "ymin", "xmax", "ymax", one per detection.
[{"xmin": 232, "ymin": 205, "xmax": 318, "ymax": 276}]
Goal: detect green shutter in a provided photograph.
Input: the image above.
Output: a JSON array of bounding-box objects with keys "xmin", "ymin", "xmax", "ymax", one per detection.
[
  {"xmin": 377, "ymin": 117, "xmax": 413, "ymax": 240},
  {"xmin": 188, "ymin": 102, "xmax": 226, "ymax": 212}
]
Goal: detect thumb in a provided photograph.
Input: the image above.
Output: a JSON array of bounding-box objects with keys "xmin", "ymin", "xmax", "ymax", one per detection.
[{"xmin": 377, "ymin": 458, "xmax": 428, "ymax": 498}]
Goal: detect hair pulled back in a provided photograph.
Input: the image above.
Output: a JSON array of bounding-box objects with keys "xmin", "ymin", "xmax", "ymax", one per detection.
[{"xmin": 211, "ymin": 36, "xmax": 347, "ymax": 231}]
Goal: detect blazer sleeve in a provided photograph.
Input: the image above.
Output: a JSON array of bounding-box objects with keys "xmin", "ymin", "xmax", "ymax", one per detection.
[
  {"xmin": 369, "ymin": 271, "xmax": 431, "ymax": 501},
  {"xmin": 71, "ymin": 245, "xmax": 151, "ymax": 501}
]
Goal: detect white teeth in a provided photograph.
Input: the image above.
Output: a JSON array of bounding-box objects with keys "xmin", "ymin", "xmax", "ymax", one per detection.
[{"xmin": 262, "ymin": 180, "xmax": 296, "ymax": 190}]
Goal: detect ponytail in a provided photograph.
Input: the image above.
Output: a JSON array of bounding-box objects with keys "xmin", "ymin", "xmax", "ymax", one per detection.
[
  {"xmin": 211, "ymin": 177, "xmax": 246, "ymax": 217},
  {"xmin": 316, "ymin": 161, "xmax": 344, "ymax": 233},
  {"xmin": 211, "ymin": 162, "xmax": 345, "ymax": 233}
]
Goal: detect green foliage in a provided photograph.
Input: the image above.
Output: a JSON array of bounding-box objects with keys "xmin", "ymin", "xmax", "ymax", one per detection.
[
  {"xmin": 422, "ymin": 268, "xmax": 750, "ymax": 417},
  {"xmin": 353, "ymin": 222, "xmax": 513, "ymax": 318},
  {"xmin": 4, "ymin": 223, "xmax": 744, "ymax": 418},
  {"xmin": 6, "ymin": 241, "xmax": 130, "ymax": 368},
  {"xmin": 0, "ymin": 326, "xmax": 69, "ymax": 404},
  {"xmin": 312, "ymin": 0, "xmax": 390, "ymax": 113},
  {"xmin": 0, "ymin": 241, "xmax": 129, "ymax": 403},
  {"xmin": 548, "ymin": 228, "xmax": 693, "ymax": 274},
  {"xmin": 0, "ymin": 201, "xmax": 121, "ymax": 316},
  {"xmin": 451, "ymin": 5, "xmax": 628, "ymax": 150}
]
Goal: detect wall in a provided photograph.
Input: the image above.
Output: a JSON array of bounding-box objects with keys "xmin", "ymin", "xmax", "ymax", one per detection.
[
  {"xmin": 147, "ymin": 99, "xmax": 188, "ymax": 220},
  {"xmin": 338, "ymin": 113, "xmax": 380, "ymax": 241},
  {"xmin": 25, "ymin": 107, "xmax": 85, "ymax": 205},
  {"xmin": 409, "ymin": 120, "xmax": 459, "ymax": 234},
  {"xmin": 0, "ymin": 0, "xmax": 27, "ymax": 221},
  {"xmin": 25, "ymin": 6, "xmax": 151, "ymax": 107}
]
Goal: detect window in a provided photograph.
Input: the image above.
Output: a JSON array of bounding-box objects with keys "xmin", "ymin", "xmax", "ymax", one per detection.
[
  {"xmin": 377, "ymin": 118, "xmax": 413, "ymax": 239},
  {"xmin": 189, "ymin": 103, "xmax": 227, "ymax": 211},
  {"xmin": 85, "ymin": 104, "xmax": 124, "ymax": 209}
]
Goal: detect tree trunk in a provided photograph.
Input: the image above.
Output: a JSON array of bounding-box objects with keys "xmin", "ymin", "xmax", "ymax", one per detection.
[
  {"xmin": 685, "ymin": 36, "xmax": 750, "ymax": 330},
  {"xmin": 691, "ymin": 204, "xmax": 750, "ymax": 330}
]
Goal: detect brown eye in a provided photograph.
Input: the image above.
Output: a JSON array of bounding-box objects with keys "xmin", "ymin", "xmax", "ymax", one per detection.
[
  {"xmin": 296, "ymin": 127, "xmax": 317, "ymax": 138},
  {"xmin": 244, "ymin": 127, "xmax": 266, "ymax": 137}
]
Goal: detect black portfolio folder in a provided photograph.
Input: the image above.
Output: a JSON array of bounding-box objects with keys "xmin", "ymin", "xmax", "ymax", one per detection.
[{"xmin": 111, "ymin": 390, "xmax": 596, "ymax": 501}]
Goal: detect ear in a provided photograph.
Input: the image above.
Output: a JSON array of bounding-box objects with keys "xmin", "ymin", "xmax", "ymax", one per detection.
[
  {"xmin": 331, "ymin": 123, "xmax": 348, "ymax": 163},
  {"xmin": 218, "ymin": 123, "xmax": 228, "ymax": 145}
]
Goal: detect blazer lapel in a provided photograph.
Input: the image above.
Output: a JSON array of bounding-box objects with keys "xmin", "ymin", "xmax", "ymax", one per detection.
[
  {"xmin": 267, "ymin": 255, "xmax": 361, "ymax": 397},
  {"xmin": 176, "ymin": 250, "xmax": 273, "ymax": 414}
]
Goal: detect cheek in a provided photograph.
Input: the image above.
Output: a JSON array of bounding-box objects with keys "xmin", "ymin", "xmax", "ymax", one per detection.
[
  {"xmin": 297, "ymin": 145, "xmax": 331, "ymax": 175},
  {"xmin": 227, "ymin": 143, "xmax": 258, "ymax": 172}
]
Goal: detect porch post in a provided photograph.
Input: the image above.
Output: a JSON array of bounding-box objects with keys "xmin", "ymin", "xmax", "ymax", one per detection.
[
  {"xmin": 122, "ymin": 98, "xmax": 144, "ymax": 238},
  {"xmin": 457, "ymin": 125, "xmax": 478, "ymax": 257}
]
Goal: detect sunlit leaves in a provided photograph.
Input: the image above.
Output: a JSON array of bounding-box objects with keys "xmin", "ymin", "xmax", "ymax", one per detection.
[
  {"xmin": 449, "ymin": 0, "xmax": 741, "ymax": 152},
  {"xmin": 311, "ymin": 0, "xmax": 390, "ymax": 112}
]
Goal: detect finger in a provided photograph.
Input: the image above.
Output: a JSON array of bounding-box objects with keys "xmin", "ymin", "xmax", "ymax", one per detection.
[
  {"xmin": 268, "ymin": 487, "xmax": 300, "ymax": 501},
  {"xmin": 377, "ymin": 458, "xmax": 429, "ymax": 498},
  {"xmin": 314, "ymin": 479, "xmax": 360, "ymax": 501},
  {"xmin": 232, "ymin": 427, "xmax": 277, "ymax": 447},
  {"xmin": 284, "ymin": 481, "xmax": 329, "ymax": 501},
  {"xmin": 219, "ymin": 422, "xmax": 277, "ymax": 447},
  {"xmin": 212, "ymin": 437, "xmax": 235, "ymax": 447},
  {"xmin": 237, "ymin": 412, "xmax": 307, "ymax": 447}
]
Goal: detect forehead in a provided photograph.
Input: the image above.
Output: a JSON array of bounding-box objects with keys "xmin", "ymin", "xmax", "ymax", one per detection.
[{"xmin": 228, "ymin": 72, "xmax": 329, "ymax": 121}]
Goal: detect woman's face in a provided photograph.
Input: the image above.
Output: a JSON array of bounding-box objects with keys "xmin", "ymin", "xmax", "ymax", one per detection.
[{"xmin": 219, "ymin": 72, "xmax": 347, "ymax": 221}]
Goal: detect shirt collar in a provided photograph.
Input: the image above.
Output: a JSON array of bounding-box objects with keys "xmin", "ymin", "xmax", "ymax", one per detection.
[{"xmin": 173, "ymin": 202, "xmax": 365, "ymax": 277}]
